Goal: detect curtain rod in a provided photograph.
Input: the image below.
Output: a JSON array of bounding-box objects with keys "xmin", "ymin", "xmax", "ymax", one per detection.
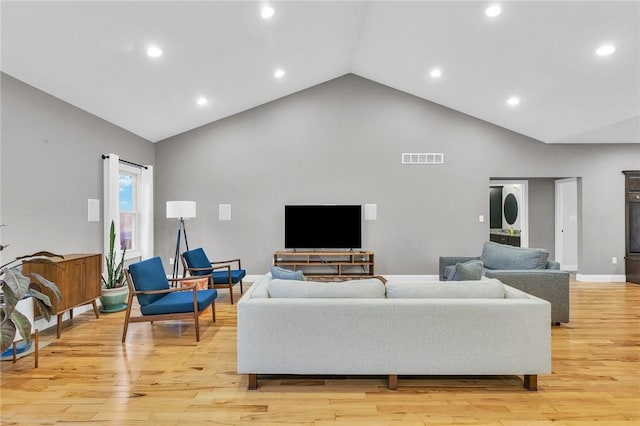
[{"xmin": 101, "ymin": 154, "xmax": 148, "ymax": 170}]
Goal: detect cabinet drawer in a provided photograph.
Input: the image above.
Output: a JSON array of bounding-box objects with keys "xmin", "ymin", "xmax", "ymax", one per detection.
[
  {"xmin": 627, "ymin": 175, "xmax": 640, "ymax": 191},
  {"xmin": 627, "ymin": 192, "xmax": 640, "ymax": 203}
]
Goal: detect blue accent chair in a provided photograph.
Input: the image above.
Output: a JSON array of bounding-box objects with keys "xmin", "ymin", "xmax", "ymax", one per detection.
[
  {"xmin": 122, "ymin": 257, "xmax": 217, "ymax": 342},
  {"xmin": 181, "ymin": 248, "xmax": 246, "ymax": 304}
]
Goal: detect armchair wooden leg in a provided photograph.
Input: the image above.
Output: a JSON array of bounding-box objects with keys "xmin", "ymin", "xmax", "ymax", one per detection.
[
  {"xmin": 211, "ymin": 301, "xmax": 216, "ymax": 322},
  {"xmin": 229, "ymin": 284, "xmax": 234, "ymax": 305},
  {"xmin": 240, "ymin": 279, "xmax": 244, "ymax": 295},
  {"xmin": 194, "ymin": 310, "xmax": 200, "ymax": 342},
  {"xmin": 122, "ymin": 301, "xmax": 133, "ymax": 344},
  {"xmin": 524, "ymin": 374, "xmax": 538, "ymax": 391},
  {"xmin": 248, "ymin": 374, "xmax": 258, "ymax": 390}
]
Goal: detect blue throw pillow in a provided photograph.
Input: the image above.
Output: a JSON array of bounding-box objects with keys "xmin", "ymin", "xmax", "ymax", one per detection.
[
  {"xmin": 270, "ymin": 265, "xmax": 305, "ymax": 281},
  {"xmin": 448, "ymin": 260, "xmax": 484, "ymax": 281}
]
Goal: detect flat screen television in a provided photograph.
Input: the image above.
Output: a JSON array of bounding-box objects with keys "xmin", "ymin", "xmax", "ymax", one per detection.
[{"xmin": 285, "ymin": 205, "xmax": 362, "ymax": 249}]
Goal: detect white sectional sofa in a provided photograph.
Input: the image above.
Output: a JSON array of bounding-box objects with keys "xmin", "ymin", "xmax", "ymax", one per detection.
[{"xmin": 237, "ymin": 274, "xmax": 551, "ymax": 391}]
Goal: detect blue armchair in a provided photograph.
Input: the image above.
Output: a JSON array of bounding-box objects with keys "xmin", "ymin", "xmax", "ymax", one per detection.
[
  {"xmin": 122, "ymin": 257, "xmax": 217, "ymax": 343},
  {"xmin": 181, "ymin": 248, "xmax": 246, "ymax": 304}
]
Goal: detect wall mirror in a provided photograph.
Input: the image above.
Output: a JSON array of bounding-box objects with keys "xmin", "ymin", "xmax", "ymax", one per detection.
[{"xmin": 504, "ymin": 193, "xmax": 518, "ymax": 225}]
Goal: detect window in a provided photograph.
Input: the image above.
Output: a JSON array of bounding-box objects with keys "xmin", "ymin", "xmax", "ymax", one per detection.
[
  {"xmin": 119, "ymin": 169, "xmax": 138, "ymax": 252},
  {"xmin": 103, "ymin": 154, "xmax": 153, "ymax": 262}
]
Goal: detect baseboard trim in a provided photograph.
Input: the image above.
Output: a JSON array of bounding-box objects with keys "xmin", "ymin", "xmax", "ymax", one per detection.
[
  {"xmin": 562, "ymin": 264, "xmax": 578, "ymax": 272},
  {"xmin": 575, "ymin": 274, "xmax": 627, "ymax": 283}
]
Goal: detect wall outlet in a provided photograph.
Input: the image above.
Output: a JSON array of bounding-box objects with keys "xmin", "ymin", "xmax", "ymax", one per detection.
[
  {"xmin": 612, "ymin": 257, "xmax": 617, "ymax": 264},
  {"xmin": 169, "ymin": 257, "xmax": 175, "ymax": 265},
  {"xmin": 479, "ymin": 215, "xmax": 485, "ymax": 223}
]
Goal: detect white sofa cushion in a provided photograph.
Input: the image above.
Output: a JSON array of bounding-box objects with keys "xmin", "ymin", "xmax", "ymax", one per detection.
[
  {"xmin": 268, "ymin": 278, "xmax": 386, "ymax": 298},
  {"xmin": 386, "ymin": 279, "xmax": 505, "ymax": 299}
]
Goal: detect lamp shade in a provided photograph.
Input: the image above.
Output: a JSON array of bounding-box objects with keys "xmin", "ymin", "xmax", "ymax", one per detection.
[{"xmin": 166, "ymin": 201, "xmax": 196, "ymax": 219}]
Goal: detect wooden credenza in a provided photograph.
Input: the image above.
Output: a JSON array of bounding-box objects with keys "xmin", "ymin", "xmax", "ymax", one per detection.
[{"xmin": 23, "ymin": 253, "xmax": 102, "ymax": 338}]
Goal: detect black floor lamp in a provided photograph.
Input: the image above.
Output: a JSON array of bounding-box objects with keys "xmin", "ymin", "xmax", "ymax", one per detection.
[{"xmin": 166, "ymin": 201, "xmax": 196, "ymax": 279}]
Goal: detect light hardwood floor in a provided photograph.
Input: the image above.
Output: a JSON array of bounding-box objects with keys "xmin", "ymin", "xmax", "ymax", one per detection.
[{"xmin": 1, "ymin": 280, "xmax": 639, "ymax": 425}]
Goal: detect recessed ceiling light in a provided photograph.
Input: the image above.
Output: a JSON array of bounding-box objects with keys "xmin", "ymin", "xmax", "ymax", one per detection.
[
  {"xmin": 196, "ymin": 97, "xmax": 208, "ymax": 106},
  {"xmin": 596, "ymin": 45, "xmax": 615, "ymax": 56},
  {"xmin": 430, "ymin": 69, "xmax": 442, "ymax": 78},
  {"xmin": 261, "ymin": 6, "xmax": 275, "ymax": 19},
  {"xmin": 274, "ymin": 69, "xmax": 285, "ymax": 78},
  {"xmin": 146, "ymin": 45, "xmax": 163, "ymax": 58},
  {"xmin": 485, "ymin": 5, "xmax": 501, "ymax": 17},
  {"xmin": 507, "ymin": 97, "xmax": 520, "ymax": 106}
]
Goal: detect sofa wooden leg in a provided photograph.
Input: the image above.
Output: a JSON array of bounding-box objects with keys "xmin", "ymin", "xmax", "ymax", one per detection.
[
  {"xmin": 524, "ymin": 374, "xmax": 537, "ymax": 391},
  {"xmin": 248, "ymin": 374, "xmax": 258, "ymax": 390},
  {"xmin": 388, "ymin": 374, "xmax": 398, "ymax": 390}
]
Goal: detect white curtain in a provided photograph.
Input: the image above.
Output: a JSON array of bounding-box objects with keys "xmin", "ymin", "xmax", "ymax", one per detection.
[
  {"xmin": 139, "ymin": 166, "xmax": 154, "ymax": 260},
  {"xmin": 103, "ymin": 153, "xmax": 121, "ymax": 259}
]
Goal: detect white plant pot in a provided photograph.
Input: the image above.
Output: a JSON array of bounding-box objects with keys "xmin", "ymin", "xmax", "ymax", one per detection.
[
  {"xmin": 1, "ymin": 296, "xmax": 35, "ymax": 360},
  {"xmin": 13, "ymin": 296, "xmax": 35, "ymax": 342}
]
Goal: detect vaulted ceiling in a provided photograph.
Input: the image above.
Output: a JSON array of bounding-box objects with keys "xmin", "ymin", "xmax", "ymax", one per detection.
[{"xmin": 2, "ymin": 1, "xmax": 638, "ymax": 144}]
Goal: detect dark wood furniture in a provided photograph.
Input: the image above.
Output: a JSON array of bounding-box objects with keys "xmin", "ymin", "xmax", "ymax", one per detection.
[
  {"xmin": 23, "ymin": 253, "xmax": 102, "ymax": 338},
  {"xmin": 273, "ymin": 250, "xmax": 375, "ymax": 279},
  {"xmin": 490, "ymin": 231, "xmax": 521, "ymax": 247},
  {"xmin": 490, "ymin": 186, "xmax": 503, "ymax": 229},
  {"xmin": 623, "ymin": 171, "xmax": 640, "ymax": 284}
]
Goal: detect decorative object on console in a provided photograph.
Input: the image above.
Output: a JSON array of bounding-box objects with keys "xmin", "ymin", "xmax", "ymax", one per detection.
[
  {"xmin": 181, "ymin": 248, "xmax": 246, "ymax": 304},
  {"xmin": 166, "ymin": 201, "xmax": 196, "ymax": 279}
]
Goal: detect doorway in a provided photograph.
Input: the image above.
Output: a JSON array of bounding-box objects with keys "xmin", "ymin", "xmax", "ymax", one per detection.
[
  {"xmin": 555, "ymin": 178, "xmax": 579, "ymax": 271},
  {"xmin": 489, "ymin": 180, "xmax": 529, "ymax": 248}
]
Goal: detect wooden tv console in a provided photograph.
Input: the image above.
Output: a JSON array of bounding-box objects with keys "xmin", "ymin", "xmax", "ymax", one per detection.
[{"xmin": 273, "ymin": 250, "xmax": 375, "ymax": 280}]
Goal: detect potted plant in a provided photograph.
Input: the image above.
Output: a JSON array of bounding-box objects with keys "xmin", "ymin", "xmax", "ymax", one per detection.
[
  {"xmin": 100, "ymin": 220, "xmax": 128, "ymax": 313},
  {"xmin": 1, "ymin": 250, "xmax": 62, "ymax": 354}
]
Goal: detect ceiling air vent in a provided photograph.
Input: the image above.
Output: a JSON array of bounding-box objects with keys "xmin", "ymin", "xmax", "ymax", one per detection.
[{"xmin": 401, "ymin": 152, "xmax": 444, "ymax": 165}]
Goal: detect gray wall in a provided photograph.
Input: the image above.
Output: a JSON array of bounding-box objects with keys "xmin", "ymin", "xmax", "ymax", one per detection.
[
  {"xmin": 155, "ymin": 74, "xmax": 638, "ymax": 276},
  {"xmin": 0, "ymin": 73, "xmax": 155, "ymax": 261},
  {"xmin": 528, "ymin": 178, "xmax": 556, "ymax": 259}
]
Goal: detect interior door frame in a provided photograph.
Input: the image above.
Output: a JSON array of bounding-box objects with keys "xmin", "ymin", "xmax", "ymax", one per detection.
[{"xmin": 555, "ymin": 177, "xmax": 579, "ymax": 271}]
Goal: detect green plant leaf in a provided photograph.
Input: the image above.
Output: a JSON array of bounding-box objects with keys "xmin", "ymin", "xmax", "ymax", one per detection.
[
  {"xmin": 31, "ymin": 295, "xmax": 54, "ymax": 322},
  {"xmin": 0, "ymin": 320, "xmax": 17, "ymax": 353},
  {"xmin": 30, "ymin": 272, "xmax": 62, "ymax": 301},
  {"xmin": 2, "ymin": 268, "xmax": 31, "ymax": 315},
  {"xmin": 29, "ymin": 288, "xmax": 52, "ymax": 308},
  {"xmin": 9, "ymin": 308, "xmax": 32, "ymax": 346}
]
